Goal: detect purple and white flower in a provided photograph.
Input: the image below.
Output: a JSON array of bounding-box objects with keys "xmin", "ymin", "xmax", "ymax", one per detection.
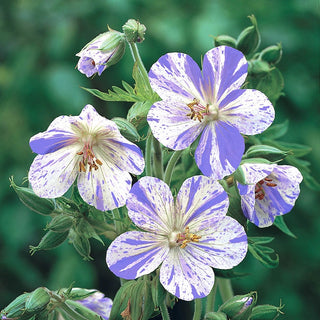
[
  {"xmin": 28, "ymin": 104, "xmax": 144, "ymax": 211},
  {"xmin": 237, "ymin": 163, "xmax": 303, "ymax": 227},
  {"xmin": 147, "ymin": 46, "xmax": 275, "ymax": 179},
  {"xmin": 106, "ymin": 175, "xmax": 247, "ymax": 301},
  {"xmin": 77, "ymin": 291, "xmax": 113, "ymax": 320},
  {"xmin": 76, "ymin": 30, "xmax": 126, "ymax": 77}
]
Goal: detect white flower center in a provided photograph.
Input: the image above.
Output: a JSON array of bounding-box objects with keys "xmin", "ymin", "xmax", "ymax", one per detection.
[{"xmin": 168, "ymin": 226, "xmax": 201, "ymax": 249}]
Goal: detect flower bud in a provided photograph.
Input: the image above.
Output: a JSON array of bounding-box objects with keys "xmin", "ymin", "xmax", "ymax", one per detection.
[
  {"xmin": 204, "ymin": 312, "xmax": 228, "ymax": 320},
  {"xmin": 250, "ymin": 303, "xmax": 284, "ymax": 320},
  {"xmin": 219, "ymin": 292, "xmax": 257, "ymax": 320},
  {"xmin": 76, "ymin": 28, "xmax": 126, "ymax": 77},
  {"xmin": 10, "ymin": 178, "xmax": 56, "ymax": 216},
  {"xmin": 244, "ymin": 145, "xmax": 288, "ymax": 162},
  {"xmin": 214, "ymin": 35, "xmax": 237, "ymax": 48},
  {"xmin": 25, "ymin": 287, "xmax": 50, "ymax": 313},
  {"xmin": 127, "ymin": 101, "xmax": 153, "ymax": 130},
  {"xmin": 66, "ymin": 288, "xmax": 97, "ymax": 300},
  {"xmin": 248, "ymin": 59, "xmax": 273, "ymax": 76},
  {"xmin": 112, "ymin": 117, "xmax": 141, "ymax": 142},
  {"xmin": 260, "ymin": 44, "xmax": 282, "ymax": 65},
  {"xmin": 122, "ymin": 19, "xmax": 146, "ymax": 43},
  {"xmin": 236, "ymin": 15, "xmax": 260, "ymax": 56},
  {"xmin": 1, "ymin": 292, "xmax": 30, "ymax": 319},
  {"xmin": 46, "ymin": 215, "xmax": 74, "ymax": 232}
]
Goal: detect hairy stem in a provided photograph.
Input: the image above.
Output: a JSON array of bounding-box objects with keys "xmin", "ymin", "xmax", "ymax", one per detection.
[
  {"xmin": 153, "ymin": 136, "xmax": 164, "ymax": 179},
  {"xmin": 159, "ymin": 298, "xmax": 171, "ymax": 320},
  {"xmin": 164, "ymin": 150, "xmax": 183, "ymax": 185},
  {"xmin": 217, "ymin": 278, "xmax": 234, "ymax": 302},
  {"xmin": 192, "ymin": 299, "xmax": 202, "ymax": 320}
]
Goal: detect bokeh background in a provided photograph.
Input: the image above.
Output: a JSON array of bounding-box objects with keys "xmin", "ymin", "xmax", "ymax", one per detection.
[{"xmin": 1, "ymin": 0, "xmax": 319, "ymax": 318}]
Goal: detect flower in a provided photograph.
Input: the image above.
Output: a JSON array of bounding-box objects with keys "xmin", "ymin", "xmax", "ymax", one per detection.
[
  {"xmin": 237, "ymin": 163, "xmax": 303, "ymax": 227},
  {"xmin": 77, "ymin": 291, "xmax": 113, "ymax": 320},
  {"xmin": 28, "ymin": 104, "xmax": 145, "ymax": 211},
  {"xmin": 147, "ymin": 46, "xmax": 275, "ymax": 179},
  {"xmin": 106, "ymin": 175, "xmax": 247, "ymax": 301},
  {"xmin": 76, "ymin": 29, "xmax": 126, "ymax": 77}
]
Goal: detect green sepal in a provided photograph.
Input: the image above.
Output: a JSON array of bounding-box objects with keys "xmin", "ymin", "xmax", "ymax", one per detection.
[
  {"xmin": 249, "ymin": 303, "xmax": 284, "ymax": 320},
  {"xmin": 64, "ymin": 300, "xmax": 104, "ymax": 320},
  {"xmin": 244, "ymin": 145, "xmax": 289, "ymax": 162},
  {"xmin": 112, "ymin": 117, "xmax": 141, "ymax": 142},
  {"xmin": 204, "ymin": 311, "xmax": 228, "ymax": 320},
  {"xmin": 273, "ymin": 216, "xmax": 297, "ymax": 238},
  {"xmin": 214, "ymin": 35, "xmax": 237, "ymax": 48},
  {"xmin": 122, "ymin": 19, "xmax": 146, "ymax": 43},
  {"xmin": 69, "ymin": 229, "xmax": 92, "ymax": 261},
  {"xmin": 248, "ymin": 59, "xmax": 273, "ymax": 77},
  {"xmin": 46, "ymin": 215, "xmax": 74, "ymax": 233},
  {"xmin": 259, "ymin": 43, "xmax": 282, "ymax": 65},
  {"xmin": 65, "ymin": 288, "xmax": 97, "ymax": 301},
  {"xmin": 30, "ymin": 230, "xmax": 69, "ymax": 254},
  {"xmin": 127, "ymin": 100, "xmax": 154, "ymax": 130},
  {"xmin": 262, "ymin": 140, "xmax": 312, "ymax": 158},
  {"xmin": 25, "ymin": 287, "xmax": 51, "ymax": 313}
]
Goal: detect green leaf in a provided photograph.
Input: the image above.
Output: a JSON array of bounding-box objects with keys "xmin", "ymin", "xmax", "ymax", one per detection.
[
  {"xmin": 248, "ymin": 236, "xmax": 274, "ymax": 245},
  {"xmin": 213, "ymin": 268, "xmax": 249, "ymax": 279},
  {"xmin": 273, "ymin": 216, "xmax": 297, "ymax": 238},
  {"xmin": 259, "ymin": 120, "xmax": 289, "ymax": 140}
]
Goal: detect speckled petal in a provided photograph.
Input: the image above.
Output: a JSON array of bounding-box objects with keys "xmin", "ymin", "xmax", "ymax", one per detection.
[
  {"xmin": 149, "ymin": 52, "xmax": 204, "ymax": 103},
  {"xmin": 239, "ymin": 162, "xmax": 276, "ymax": 185},
  {"xmin": 126, "ymin": 177, "xmax": 175, "ymax": 234},
  {"xmin": 219, "ymin": 89, "xmax": 275, "ymax": 135},
  {"xmin": 195, "ymin": 121, "xmax": 244, "ymax": 179},
  {"xmin": 202, "ymin": 46, "xmax": 248, "ymax": 103},
  {"xmin": 160, "ymin": 247, "xmax": 214, "ymax": 301},
  {"xmin": 147, "ymin": 100, "xmax": 205, "ymax": 150},
  {"xmin": 106, "ymin": 231, "xmax": 169, "ymax": 279},
  {"xmin": 28, "ymin": 145, "xmax": 79, "ymax": 198},
  {"xmin": 175, "ymin": 175, "xmax": 229, "ymax": 230},
  {"xmin": 186, "ymin": 216, "xmax": 248, "ymax": 269}
]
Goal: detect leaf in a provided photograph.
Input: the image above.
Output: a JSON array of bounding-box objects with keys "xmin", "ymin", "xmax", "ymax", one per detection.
[
  {"xmin": 263, "ymin": 140, "xmax": 312, "ymax": 157},
  {"xmin": 214, "ymin": 268, "xmax": 249, "ymax": 278},
  {"xmin": 273, "ymin": 216, "xmax": 297, "ymax": 238},
  {"xmin": 248, "ymin": 236, "xmax": 274, "ymax": 245},
  {"xmin": 248, "ymin": 242, "xmax": 279, "ymax": 268},
  {"xmin": 259, "ymin": 120, "xmax": 289, "ymax": 140}
]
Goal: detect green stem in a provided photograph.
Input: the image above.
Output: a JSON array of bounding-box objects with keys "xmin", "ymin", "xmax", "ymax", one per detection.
[
  {"xmin": 145, "ymin": 131, "xmax": 153, "ymax": 176},
  {"xmin": 217, "ymin": 278, "xmax": 234, "ymax": 302},
  {"xmin": 112, "ymin": 207, "xmax": 122, "ymax": 235},
  {"xmin": 164, "ymin": 150, "xmax": 183, "ymax": 185},
  {"xmin": 57, "ymin": 302, "xmax": 89, "ymax": 320},
  {"xmin": 205, "ymin": 279, "xmax": 218, "ymax": 313},
  {"xmin": 159, "ymin": 298, "xmax": 171, "ymax": 320},
  {"xmin": 192, "ymin": 299, "xmax": 202, "ymax": 320},
  {"xmin": 153, "ymin": 136, "xmax": 164, "ymax": 179}
]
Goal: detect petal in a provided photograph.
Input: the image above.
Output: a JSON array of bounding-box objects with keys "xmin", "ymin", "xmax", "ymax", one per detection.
[
  {"xmin": 220, "ymin": 89, "xmax": 275, "ymax": 135},
  {"xmin": 106, "ymin": 231, "xmax": 169, "ymax": 279},
  {"xmin": 195, "ymin": 121, "xmax": 244, "ymax": 179},
  {"xmin": 77, "ymin": 57, "xmax": 99, "ymax": 77},
  {"xmin": 149, "ymin": 52, "xmax": 204, "ymax": 102},
  {"xmin": 126, "ymin": 177, "xmax": 175, "ymax": 234},
  {"xmin": 175, "ymin": 175, "xmax": 229, "ymax": 230},
  {"xmin": 77, "ymin": 163, "xmax": 132, "ymax": 211},
  {"xmin": 240, "ymin": 162, "xmax": 276, "ymax": 184},
  {"xmin": 147, "ymin": 100, "xmax": 205, "ymax": 150},
  {"xmin": 202, "ymin": 46, "xmax": 248, "ymax": 104},
  {"xmin": 28, "ymin": 146, "xmax": 78, "ymax": 198},
  {"xmin": 187, "ymin": 216, "xmax": 248, "ymax": 269},
  {"xmin": 160, "ymin": 247, "xmax": 214, "ymax": 301},
  {"xmin": 237, "ymin": 183, "xmax": 258, "ymax": 224}
]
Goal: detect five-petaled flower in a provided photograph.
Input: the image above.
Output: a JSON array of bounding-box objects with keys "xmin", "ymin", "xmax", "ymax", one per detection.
[
  {"xmin": 237, "ymin": 162, "xmax": 303, "ymax": 227},
  {"xmin": 147, "ymin": 46, "xmax": 275, "ymax": 180},
  {"xmin": 106, "ymin": 175, "xmax": 247, "ymax": 301},
  {"xmin": 28, "ymin": 104, "xmax": 145, "ymax": 211},
  {"xmin": 76, "ymin": 29, "xmax": 126, "ymax": 77}
]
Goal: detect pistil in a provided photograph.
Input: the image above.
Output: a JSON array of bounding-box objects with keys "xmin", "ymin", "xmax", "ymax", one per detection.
[
  {"xmin": 255, "ymin": 177, "xmax": 277, "ymax": 200},
  {"xmin": 77, "ymin": 145, "xmax": 102, "ymax": 172},
  {"xmin": 176, "ymin": 226, "xmax": 201, "ymax": 249}
]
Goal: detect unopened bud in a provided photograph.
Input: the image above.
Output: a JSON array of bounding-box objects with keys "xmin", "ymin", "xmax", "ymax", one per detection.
[
  {"xmin": 25, "ymin": 287, "xmax": 50, "ymax": 313},
  {"xmin": 127, "ymin": 101, "xmax": 153, "ymax": 130},
  {"xmin": 10, "ymin": 178, "xmax": 56, "ymax": 216},
  {"xmin": 70, "ymin": 231, "xmax": 92, "ymax": 260},
  {"xmin": 244, "ymin": 145, "xmax": 288, "ymax": 162},
  {"xmin": 112, "ymin": 117, "xmax": 141, "ymax": 142},
  {"xmin": 236, "ymin": 15, "xmax": 260, "ymax": 56},
  {"xmin": 30, "ymin": 230, "xmax": 69, "ymax": 254},
  {"xmin": 248, "ymin": 59, "xmax": 273, "ymax": 76},
  {"xmin": 46, "ymin": 215, "xmax": 74, "ymax": 232},
  {"xmin": 204, "ymin": 311, "xmax": 228, "ymax": 320},
  {"xmin": 214, "ymin": 35, "xmax": 237, "ymax": 48},
  {"xmin": 1, "ymin": 292, "xmax": 30, "ymax": 319},
  {"xmin": 250, "ymin": 303, "xmax": 284, "ymax": 320},
  {"xmin": 122, "ymin": 19, "xmax": 146, "ymax": 43},
  {"xmin": 260, "ymin": 44, "xmax": 282, "ymax": 65}
]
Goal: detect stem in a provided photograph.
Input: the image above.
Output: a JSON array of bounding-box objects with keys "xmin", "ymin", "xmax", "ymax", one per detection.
[
  {"xmin": 217, "ymin": 278, "xmax": 234, "ymax": 302},
  {"xmin": 145, "ymin": 131, "xmax": 153, "ymax": 176},
  {"xmin": 153, "ymin": 137, "xmax": 164, "ymax": 180},
  {"xmin": 112, "ymin": 207, "xmax": 122, "ymax": 235},
  {"xmin": 205, "ymin": 279, "xmax": 218, "ymax": 313},
  {"xmin": 159, "ymin": 298, "xmax": 171, "ymax": 320},
  {"xmin": 57, "ymin": 302, "xmax": 89, "ymax": 320},
  {"xmin": 164, "ymin": 150, "xmax": 183, "ymax": 185},
  {"xmin": 192, "ymin": 299, "xmax": 202, "ymax": 320}
]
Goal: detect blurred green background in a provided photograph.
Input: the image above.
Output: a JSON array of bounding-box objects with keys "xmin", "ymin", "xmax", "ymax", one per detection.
[{"xmin": 1, "ymin": 0, "xmax": 319, "ymax": 318}]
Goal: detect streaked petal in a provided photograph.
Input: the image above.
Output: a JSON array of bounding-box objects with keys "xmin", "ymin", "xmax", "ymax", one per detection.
[
  {"xmin": 77, "ymin": 163, "xmax": 131, "ymax": 211},
  {"xmin": 28, "ymin": 146, "xmax": 78, "ymax": 198},
  {"xmin": 149, "ymin": 52, "xmax": 204, "ymax": 102},
  {"xmin": 237, "ymin": 183, "xmax": 258, "ymax": 225},
  {"xmin": 160, "ymin": 247, "xmax": 214, "ymax": 301},
  {"xmin": 220, "ymin": 89, "xmax": 275, "ymax": 135},
  {"xmin": 147, "ymin": 100, "xmax": 205, "ymax": 150},
  {"xmin": 106, "ymin": 231, "xmax": 169, "ymax": 279},
  {"xmin": 126, "ymin": 177, "xmax": 175, "ymax": 234},
  {"xmin": 195, "ymin": 121, "xmax": 244, "ymax": 179},
  {"xmin": 202, "ymin": 46, "xmax": 247, "ymax": 104},
  {"xmin": 187, "ymin": 216, "xmax": 248, "ymax": 269},
  {"xmin": 240, "ymin": 163, "xmax": 276, "ymax": 185},
  {"xmin": 175, "ymin": 175, "xmax": 229, "ymax": 230}
]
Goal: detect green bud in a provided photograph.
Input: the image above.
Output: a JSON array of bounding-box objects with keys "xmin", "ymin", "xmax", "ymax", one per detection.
[
  {"xmin": 63, "ymin": 300, "xmax": 102, "ymax": 320},
  {"xmin": 46, "ymin": 215, "xmax": 74, "ymax": 232},
  {"xmin": 112, "ymin": 117, "xmax": 141, "ymax": 142},
  {"xmin": 248, "ymin": 59, "xmax": 273, "ymax": 76},
  {"xmin": 65, "ymin": 288, "xmax": 97, "ymax": 300},
  {"xmin": 127, "ymin": 100, "xmax": 153, "ymax": 130},
  {"xmin": 151, "ymin": 272, "xmax": 166, "ymax": 309},
  {"xmin": 1, "ymin": 292, "xmax": 30, "ymax": 318},
  {"xmin": 250, "ymin": 303, "xmax": 284, "ymax": 320},
  {"xmin": 260, "ymin": 43, "xmax": 282, "ymax": 64},
  {"xmin": 204, "ymin": 311, "xmax": 228, "ymax": 320},
  {"xmin": 241, "ymin": 157, "xmax": 273, "ymax": 166},
  {"xmin": 236, "ymin": 15, "xmax": 260, "ymax": 56},
  {"xmin": 214, "ymin": 35, "xmax": 237, "ymax": 48},
  {"xmin": 122, "ymin": 19, "xmax": 146, "ymax": 43},
  {"xmin": 10, "ymin": 178, "xmax": 56, "ymax": 216},
  {"xmin": 30, "ymin": 230, "xmax": 69, "ymax": 254},
  {"xmin": 244, "ymin": 145, "xmax": 288, "ymax": 162},
  {"xmin": 25, "ymin": 287, "xmax": 51, "ymax": 313},
  {"xmin": 71, "ymin": 233, "xmax": 92, "ymax": 260}
]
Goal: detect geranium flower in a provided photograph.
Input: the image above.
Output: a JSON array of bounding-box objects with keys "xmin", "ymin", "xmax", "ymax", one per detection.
[
  {"xmin": 106, "ymin": 176, "xmax": 247, "ymax": 301},
  {"xmin": 76, "ymin": 29, "xmax": 126, "ymax": 77},
  {"xmin": 237, "ymin": 163, "xmax": 303, "ymax": 227},
  {"xmin": 147, "ymin": 46, "xmax": 275, "ymax": 179},
  {"xmin": 28, "ymin": 104, "xmax": 144, "ymax": 211}
]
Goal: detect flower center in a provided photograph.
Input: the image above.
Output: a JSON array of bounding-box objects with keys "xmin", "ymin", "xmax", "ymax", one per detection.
[
  {"xmin": 171, "ymin": 226, "xmax": 201, "ymax": 249},
  {"xmin": 77, "ymin": 144, "xmax": 102, "ymax": 172},
  {"xmin": 255, "ymin": 177, "xmax": 277, "ymax": 200},
  {"xmin": 186, "ymin": 98, "xmax": 219, "ymax": 122}
]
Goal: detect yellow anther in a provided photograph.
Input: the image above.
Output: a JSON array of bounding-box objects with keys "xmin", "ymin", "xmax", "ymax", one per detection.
[{"xmin": 177, "ymin": 226, "xmax": 201, "ymax": 249}]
